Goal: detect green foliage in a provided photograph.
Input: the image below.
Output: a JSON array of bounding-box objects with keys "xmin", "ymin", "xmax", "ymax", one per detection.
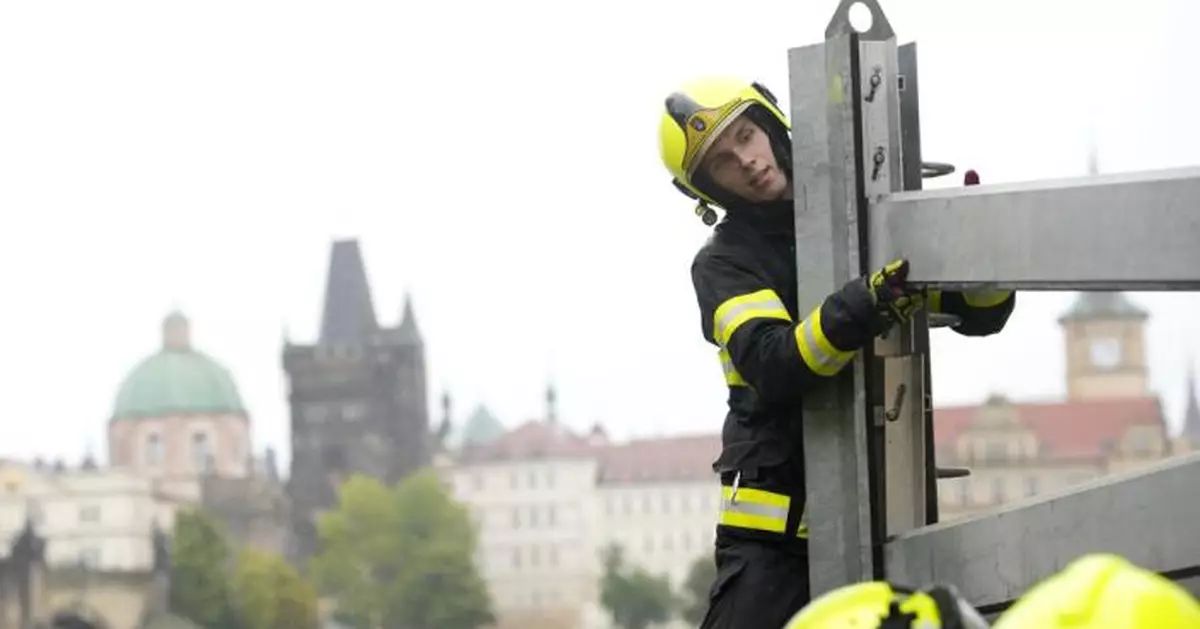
[
  {"xmin": 232, "ymin": 547, "xmax": 319, "ymax": 629},
  {"xmin": 310, "ymin": 469, "xmax": 494, "ymax": 629},
  {"xmin": 680, "ymin": 554, "xmax": 717, "ymax": 625},
  {"xmin": 599, "ymin": 545, "xmax": 676, "ymax": 629},
  {"xmin": 169, "ymin": 509, "xmax": 237, "ymax": 629}
]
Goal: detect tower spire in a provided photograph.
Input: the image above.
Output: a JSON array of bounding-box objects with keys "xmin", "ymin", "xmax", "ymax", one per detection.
[
  {"xmin": 396, "ymin": 291, "xmax": 422, "ymax": 344},
  {"xmin": 318, "ymin": 239, "xmax": 379, "ymax": 344},
  {"xmin": 1183, "ymin": 357, "xmax": 1200, "ymax": 443}
]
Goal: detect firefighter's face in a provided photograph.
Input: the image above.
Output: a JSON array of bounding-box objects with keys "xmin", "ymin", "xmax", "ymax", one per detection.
[{"xmin": 701, "ymin": 114, "xmax": 790, "ymax": 204}]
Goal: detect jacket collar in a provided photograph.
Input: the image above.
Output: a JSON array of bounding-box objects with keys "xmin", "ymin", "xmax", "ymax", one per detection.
[{"xmin": 721, "ymin": 199, "xmax": 795, "ymax": 236}]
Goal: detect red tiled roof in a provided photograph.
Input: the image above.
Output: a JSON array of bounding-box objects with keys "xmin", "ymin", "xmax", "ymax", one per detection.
[
  {"xmin": 459, "ymin": 397, "xmax": 1162, "ymax": 476},
  {"xmin": 596, "ymin": 434, "xmax": 721, "ymax": 484},
  {"xmin": 933, "ymin": 396, "xmax": 1165, "ymax": 460},
  {"xmin": 458, "ymin": 420, "xmax": 597, "ymax": 463}
]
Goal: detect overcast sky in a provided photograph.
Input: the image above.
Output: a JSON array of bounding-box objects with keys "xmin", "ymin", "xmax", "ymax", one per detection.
[{"xmin": 2, "ymin": 0, "xmax": 1199, "ymax": 468}]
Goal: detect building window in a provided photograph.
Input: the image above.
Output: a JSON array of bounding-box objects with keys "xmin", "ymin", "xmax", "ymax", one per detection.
[
  {"xmin": 343, "ymin": 402, "xmax": 367, "ymax": 421},
  {"xmin": 643, "ymin": 535, "xmax": 654, "ymax": 554},
  {"xmin": 545, "ymin": 469, "xmax": 555, "ymax": 488},
  {"xmin": 510, "ymin": 472, "xmax": 519, "ymax": 490},
  {"xmin": 622, "ymin": 495, "xmax": 632, "ymax": 515},
  {"xmin": 530, "ymin": 546, "xmax": 541, "ymax": 567},
  {"xmin": 530, "ymin": 507, "xmax": 540, "ymax": 528},
  {"xmin": 144, "ymin": 433, "xmax": 164, "ymax": 466},
  {"xmin": 79, "ymin": 506, "xmax": 101, "ymax": 523},
  {"xmin": 642, "ymin": 494, "xmax": 653, "ymax": 514},
  {"xmin": 546, "ymin": 505, "xmax": 557, "ymax": 527},
  {"xmin": 527, "ymin": 470, "xmax": 538, "ymax": 490},
  {"xmin": 511, "ymin": 509, "xmax": 521, "ymax": 528},
  {"xmin": 984, "ymin": 440, "xmax": 1008, "ymax": 462},
  {"xmin": 512, "ymin": 548, "xmax": 522, "ymax": 569},
  {"xmin": 680, "ymin": 494, "xmax": 691, "ymax": 513},
  {"xmin": 662, "ymin": 534, "xmax": 673, "ymax": 552},
  {"xmin": 661, "ymin": 494, "xmax": 671, "ymax": 514},
  {"xmin": 548, "ymin": 545, "xmax": 559, "ymax": 567},
  {"xmin": 958, "ymin": 479, "xmax": 971, "ymax": 505},
  {"xmin": 304, "ymin": 405, "xmax": 328, "ymax": 423},
  {"xmin": 1024, "ymin": 476, "xmax": 1039, "ymax": 497},
  {"xmin": 79, "ymin": 548, "xmax": 101, "ymax": 568},
  {"xmin": 191, "ymin": 433, "xmax": 213, "ymax": 473},
  {"xmin": 322, "ymin": 444, "xmax": 346, "ymax": 469},
  {"xmin": 990, "ymin": 478, "xmax": 1005, "ymax": 503}
]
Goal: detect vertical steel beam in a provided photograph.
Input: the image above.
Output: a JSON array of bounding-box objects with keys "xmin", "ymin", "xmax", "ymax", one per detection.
[
  {"xmin": 897, "ymin": 42, "xmax": 943, "ymax": 527},
  {"xmin": 853, "ymin": 26, "xmax": 929, "ymax": 540},
  {"xmin": 791, "ymin": 0, "xmax": 898, "ymax": 595}
]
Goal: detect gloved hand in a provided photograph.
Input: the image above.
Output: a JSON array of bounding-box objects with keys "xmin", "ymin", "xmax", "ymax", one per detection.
[
  {"xmin": 836, "ymin": 258, "xmax": 924, "ymax": 338},
  {"xmin": 866, "ymin": 259, "xmax": 923, "ymax": 330}
]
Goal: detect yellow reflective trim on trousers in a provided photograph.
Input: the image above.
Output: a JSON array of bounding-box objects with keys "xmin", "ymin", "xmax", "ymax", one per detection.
[
  {"xmin": 718, "ymin": 348, "xmax": 748, "ymax": 387},
  {"xmin": 963, "ymin": 288, "xmax": 1013, "ymax": 308},
  {"xmin": 794, "ymin": 305, "xmax": 855, "ymax": 376},
  {"xmin": 713, "ymin": 289, "xmax": 791, "ymax": 347},
  {"xmin": 719, "ymin": 486, "xmax": 790, "ymax": 533}
]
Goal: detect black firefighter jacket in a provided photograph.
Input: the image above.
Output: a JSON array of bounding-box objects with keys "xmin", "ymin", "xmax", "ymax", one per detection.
[{"xmin": 691, "ymin": 198, "xmax": 1015, "ymax": 548}]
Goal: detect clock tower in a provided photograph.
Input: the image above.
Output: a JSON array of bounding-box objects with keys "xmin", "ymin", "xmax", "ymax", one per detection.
[{"xmin": 1058, "ymin": 292, "xmax": 1150, "ymax": 401}]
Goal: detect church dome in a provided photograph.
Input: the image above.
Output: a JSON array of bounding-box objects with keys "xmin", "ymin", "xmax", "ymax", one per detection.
[{"xmin": 111, "ymin": 312, "xmax": 247, "ymax": 421}]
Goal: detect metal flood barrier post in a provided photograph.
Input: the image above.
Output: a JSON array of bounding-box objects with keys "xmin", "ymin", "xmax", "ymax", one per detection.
[{"xmin": 790, "ymin": 0, "xmax": 1200, "ymax": 609}]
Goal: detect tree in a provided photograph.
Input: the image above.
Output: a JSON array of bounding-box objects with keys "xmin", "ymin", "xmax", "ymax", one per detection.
[
  {"xmin": 169, "ymin": 509, "xmax": 237, "ymax": 629},
  {"xmin": 310, "ymin": 470, "xmax": 494, "ymax": 629},
  {"xmin": 679, "ymin": 554, "xmax": 717, "ymax": 625},
  {"xmin": 598, "ymin": 545, "xmax": 675, "ymax": 629},
  {"xmin": 232, "ymin": 547, "xmax": 319, "ymax": 629}
]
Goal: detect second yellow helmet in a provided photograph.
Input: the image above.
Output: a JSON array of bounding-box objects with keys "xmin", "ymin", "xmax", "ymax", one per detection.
[
  {"xmin": 993, "ymin": 554, "xmax": 1200, "ymax": 629},
  {"xmin": 784, "ymin": 581, "xmax": 989, "ymax": 629}
]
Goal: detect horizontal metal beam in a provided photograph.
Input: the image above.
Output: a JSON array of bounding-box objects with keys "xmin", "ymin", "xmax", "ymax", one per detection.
[
  {"xmin": 883, "ymin": 452, "xmax": 1200, "ymax": 611},
  {"xmin": 868, "ymin": 166, "xmax": 1200, "ymax": 290}
]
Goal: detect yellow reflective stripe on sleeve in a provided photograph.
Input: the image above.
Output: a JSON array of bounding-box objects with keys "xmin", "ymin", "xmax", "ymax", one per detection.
[
  {"xmin": 926, "ymin": 289, "xmax": 944, "ymax": 313},
  {"xmin": 794, "ymin": 305, "xmax": 856, "ymax": 376},
  {"xmin": 796, "ymin": 506, "xmax": 808, "ymax": 539},
  {"xmin": 718, "ymin": 348, "xmax": 748, "ymax": 387},
  {"xmin": 719, "ymin": 486, "xmax": 790, "ymax": 534},
  {"xmin": 962, "ymin": 288, "xmax": 1013, "ymax": 308},
  {"xmin": 712, "ymin": 289, "xmax": 791, "ymax": 347}
]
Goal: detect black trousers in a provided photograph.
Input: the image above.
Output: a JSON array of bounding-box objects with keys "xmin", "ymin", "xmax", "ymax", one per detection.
[{"xmin": 698, "ymin": 536, "xmax": 812, "ymax": 629}]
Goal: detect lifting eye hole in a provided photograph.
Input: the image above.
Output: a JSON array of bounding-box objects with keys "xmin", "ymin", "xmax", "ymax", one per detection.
[{"xmin": 751, "ymin": 81, "xmax": 778, "ymax": 106}]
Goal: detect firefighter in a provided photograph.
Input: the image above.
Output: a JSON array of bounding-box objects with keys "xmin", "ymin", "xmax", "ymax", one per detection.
[
  {"xmin": 657, "ymin": 76, "xmax": 1016, "ymax": 629},
  {"xmin": 783, "ymin": 580, "xmax": 991, "ymax": 629},
  {"xmin": 993, "ymin": 553, "xmax": 1200, "ymax": 628}
]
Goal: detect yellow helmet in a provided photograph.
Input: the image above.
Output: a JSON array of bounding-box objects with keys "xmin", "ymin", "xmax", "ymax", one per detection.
[
  {"xmin": 657, "ymin": 77, "xmax": 790, "ymax": 225},
  {"xmin": 784, "ymin": 581, "xmax": 990, "ymax": 629},
  {"xmin": 993, "ymin": 554, "xmax": 1200, "ymax": 629}
]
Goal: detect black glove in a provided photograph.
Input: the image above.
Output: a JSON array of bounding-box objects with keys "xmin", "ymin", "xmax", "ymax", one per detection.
[{"xmin": 839, "ymin": 259, "xmax": 923, "ymax": 337}]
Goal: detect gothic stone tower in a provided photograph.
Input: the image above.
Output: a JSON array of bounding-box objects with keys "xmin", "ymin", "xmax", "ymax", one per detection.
[{"xmin": 283, "ymin": 239, "xmax": 430, "ymax": 562}]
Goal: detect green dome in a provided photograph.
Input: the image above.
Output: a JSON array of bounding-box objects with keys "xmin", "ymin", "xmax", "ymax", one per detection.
[
  {"xmin": 111, "ymin": 312, "xmax": 247, "ymax": 421},
  {"xmin": 448, "ymin": 405, "xmax": 505, "ymax": 449}
]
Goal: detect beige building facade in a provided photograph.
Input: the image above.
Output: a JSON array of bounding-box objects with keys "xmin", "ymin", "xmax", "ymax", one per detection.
[
  {"xmin": 935, "ymin": 292, "xmax": 1200, "ymax": 520},
  {"xmin": 0, "ymin": 460, "xmax": 185, "ymax": 573},
  {"xmin": 447, "ymin": 391, "xmax": 719, "ymax": 629}
]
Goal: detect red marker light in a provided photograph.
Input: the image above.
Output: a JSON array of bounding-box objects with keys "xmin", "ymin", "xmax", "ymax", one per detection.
[{"xmin": 964, "ymin": 169, "xmax": 980, "ymax": 186}]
